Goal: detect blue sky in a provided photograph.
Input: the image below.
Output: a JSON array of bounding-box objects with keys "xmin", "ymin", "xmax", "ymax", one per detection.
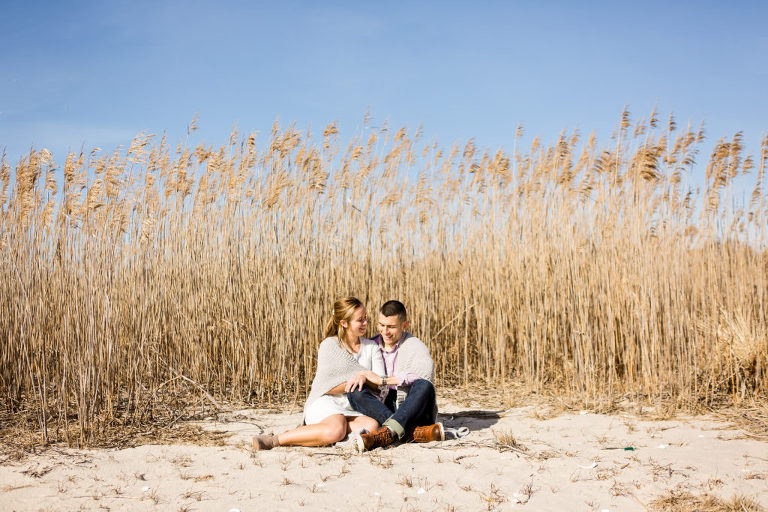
[{"xmin": 2, "ymin": 1, "xmax": 767, "ymax": 169}]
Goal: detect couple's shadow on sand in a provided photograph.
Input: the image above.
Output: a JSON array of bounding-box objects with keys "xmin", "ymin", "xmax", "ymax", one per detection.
[{"xmin": 438, "ymin": 409, "xmax": 502, "ymax": 433}]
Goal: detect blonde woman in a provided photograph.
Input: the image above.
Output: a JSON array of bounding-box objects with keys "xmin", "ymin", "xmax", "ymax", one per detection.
[{"xmin": 252, "ymin": 297, "xmax": 385, "ymax": 449}]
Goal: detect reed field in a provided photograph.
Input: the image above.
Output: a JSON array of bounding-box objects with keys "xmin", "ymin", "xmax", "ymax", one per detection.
[{"xmin": 1, "ymin": 110, "xmax": 767, "ymax": 446}]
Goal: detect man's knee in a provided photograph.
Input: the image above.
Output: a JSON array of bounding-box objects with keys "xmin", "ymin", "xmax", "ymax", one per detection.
[
  {"xmin": 410, "ymin": 379, "xmax": 435, "ymax": 398},
  {"xmin": 347, "ymin": 388, "xmax": 373, "ymax": 405}
]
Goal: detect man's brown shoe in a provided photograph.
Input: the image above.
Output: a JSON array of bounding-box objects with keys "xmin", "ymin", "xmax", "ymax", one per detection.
[
  {"xmin": 411, "ymin": 423, "xmax": 445, "ymax": 443},
  {"xmin": 356, "ymin": 426, "xmax": 397, "ymax": 452}
]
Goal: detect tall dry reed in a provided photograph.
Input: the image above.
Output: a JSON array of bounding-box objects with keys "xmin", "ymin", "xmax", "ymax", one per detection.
[{"xmin": 1, "ymin": 110, "xmax": 766, "ymax": 445}]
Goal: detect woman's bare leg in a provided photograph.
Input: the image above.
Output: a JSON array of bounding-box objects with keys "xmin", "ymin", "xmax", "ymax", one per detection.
[
  {"xmin": 274, "ymin": 414, "xmax": 348, "ymax": 447},
  {"xmin": 347, "ymin": 415, "xmax": 379, "ymax": 433}
]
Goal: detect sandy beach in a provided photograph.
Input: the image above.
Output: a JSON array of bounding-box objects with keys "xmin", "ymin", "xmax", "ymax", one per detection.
[{"xmin": 2, "ymin": 395, "xmax": 766, "ymax": 512}]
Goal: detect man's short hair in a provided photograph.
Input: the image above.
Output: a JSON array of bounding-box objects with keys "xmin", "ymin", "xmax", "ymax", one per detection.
[{"xmin": 380, "ymin": 300, "xmax": 407, "ymax": 321}]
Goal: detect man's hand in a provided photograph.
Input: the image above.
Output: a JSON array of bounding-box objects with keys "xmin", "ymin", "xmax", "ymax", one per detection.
[{"xmin": 344, "ymin": 373, "xmax": 367, "ymax": 392}]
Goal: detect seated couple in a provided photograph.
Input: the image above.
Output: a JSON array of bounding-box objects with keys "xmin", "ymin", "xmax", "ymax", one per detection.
[{"xmin": 252, "ymin": 297, "xmax": 443, "ymax": 452}]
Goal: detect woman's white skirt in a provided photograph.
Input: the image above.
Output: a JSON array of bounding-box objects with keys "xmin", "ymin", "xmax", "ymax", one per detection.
[{"xmin": 304, "ymin": 394, "xmax": 363, "ymax": 425}]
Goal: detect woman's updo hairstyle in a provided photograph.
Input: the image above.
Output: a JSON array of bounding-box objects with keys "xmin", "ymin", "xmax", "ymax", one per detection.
[{"xmin": 324, "ymin": 296, "xmax": 364, "ymax": 344}]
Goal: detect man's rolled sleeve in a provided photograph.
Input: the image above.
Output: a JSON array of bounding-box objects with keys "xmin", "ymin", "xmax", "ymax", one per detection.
[{"xmin": 395, "ymin": 372, "xmax": 421, "ymax": 387}]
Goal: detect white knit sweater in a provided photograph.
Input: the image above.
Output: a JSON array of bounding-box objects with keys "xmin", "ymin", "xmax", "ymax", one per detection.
[{"xmin": 303, "ymin": 337, "xmax": 370, "ymax": 414}]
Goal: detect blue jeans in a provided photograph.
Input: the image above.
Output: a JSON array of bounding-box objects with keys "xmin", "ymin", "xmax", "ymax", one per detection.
[{"xmin": 347, "ymin": 379, "xmax": 436, "ymax": 434}]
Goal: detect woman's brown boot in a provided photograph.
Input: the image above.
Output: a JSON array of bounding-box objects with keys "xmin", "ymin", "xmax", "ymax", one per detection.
[{"xmin": 252, "ymin": 434, "xmax": 280, "ymax": 450}]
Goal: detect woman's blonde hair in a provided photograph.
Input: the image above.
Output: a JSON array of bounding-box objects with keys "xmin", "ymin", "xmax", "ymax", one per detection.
[{"xmin": 324, "ymin": 296, "xmax": 364, "ymax": 345}]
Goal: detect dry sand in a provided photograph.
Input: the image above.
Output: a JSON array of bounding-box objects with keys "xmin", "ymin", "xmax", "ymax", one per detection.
[{"xmin": 2, "ymin": 397, "xmax": 766, "ymax": 511}]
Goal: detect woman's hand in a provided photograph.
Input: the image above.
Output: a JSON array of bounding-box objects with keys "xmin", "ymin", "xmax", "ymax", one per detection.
[{"xmin": 344, "ymin": 373, "xmax": 368, "ymax": 392}]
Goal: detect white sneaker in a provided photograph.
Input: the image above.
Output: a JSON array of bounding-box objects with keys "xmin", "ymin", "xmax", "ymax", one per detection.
[{"xmin": 335, "ymin": 428, "xmax": 368, "ymax": 449}]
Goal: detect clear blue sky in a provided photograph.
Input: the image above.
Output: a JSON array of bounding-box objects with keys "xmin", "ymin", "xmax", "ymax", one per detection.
[{"xmin": 2, "ymin": 0, "xmax": 767, "ymax": 168}]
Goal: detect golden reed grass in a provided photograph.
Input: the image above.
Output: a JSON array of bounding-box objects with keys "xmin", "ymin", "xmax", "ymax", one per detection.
[{"xmin": 1, "ymin": 109, "xmax": 766, "ymax": 445}]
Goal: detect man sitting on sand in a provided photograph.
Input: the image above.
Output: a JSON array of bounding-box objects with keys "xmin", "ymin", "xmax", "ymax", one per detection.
[{"xmin": 345, "ymin": 300, "xmax": 443, "ymax": 451}]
